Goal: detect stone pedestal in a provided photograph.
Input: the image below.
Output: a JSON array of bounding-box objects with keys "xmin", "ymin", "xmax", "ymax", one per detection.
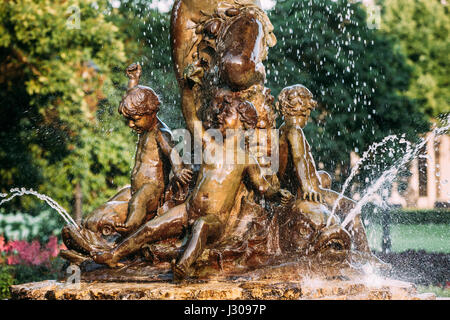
[
  {"xmin": 10, "ymin": 278, "xmax": 435, "ymax": 300},
  {"xmin": 10, "ymin": 261, "xmax": 435, "ymax": 300}
]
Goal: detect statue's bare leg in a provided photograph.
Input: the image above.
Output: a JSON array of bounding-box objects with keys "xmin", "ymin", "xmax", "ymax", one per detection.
[
  {"xmin": 172, "ymin": 214, "xmax": 222, "ymax": 281},
  {"xmin": 115, "ymin": 182, "xmax": 164, "ymax": 234},
  {"xmin": 92, "ymin": 203, "xmax": 188, "ymax": 268}
]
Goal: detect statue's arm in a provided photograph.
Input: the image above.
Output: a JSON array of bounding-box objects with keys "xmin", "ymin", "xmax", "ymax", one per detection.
[
  {"xmin": 156, "ymin": 129, "xmax": 192, "ymax": 185},
  {"xmin": 287, "ymin": 128, "xmax": 323, "ymax": 202},
  {"xmin": 126, "ymin": 63, "xmax": 142, "ymax": 89}
]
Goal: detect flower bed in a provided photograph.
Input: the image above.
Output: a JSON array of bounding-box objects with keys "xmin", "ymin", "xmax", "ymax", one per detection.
[{"xmin": 0, "ymin": 235, "xmax": 66, "ymax": 299}]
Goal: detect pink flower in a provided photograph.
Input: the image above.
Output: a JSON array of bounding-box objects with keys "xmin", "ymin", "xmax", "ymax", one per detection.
[
  {"xmin": 1, "ymin": 237, "xmax": 64, "ymax": 266},
  {"xmin": 46, "ymin": 236, "xmax": 60, "ymax": 258},
  {"xmin": 7, "ymin": 255, "xmax": 19, "ymax": 265}
]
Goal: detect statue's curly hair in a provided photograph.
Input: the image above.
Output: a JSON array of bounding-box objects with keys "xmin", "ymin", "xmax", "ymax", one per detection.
[
  {"xmin": 276, "ymin": 84, "xmax": 317, "ymax": 118},
  {"xmin": 199, "ymin": 89, "xmax": 258, "ymax": 130},
  {"xmin": 118, "ymin": 86, "xmax": 160, "ymax": 118}
]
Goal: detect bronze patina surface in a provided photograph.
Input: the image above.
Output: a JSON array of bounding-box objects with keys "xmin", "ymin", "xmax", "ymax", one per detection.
[
  {"xmin": 61, "ymin": 63, "xmax": 193, "ymax": 265},
  {"xmin": 54, "ymin": 0, "xmax": 397, "ymax": 294}
]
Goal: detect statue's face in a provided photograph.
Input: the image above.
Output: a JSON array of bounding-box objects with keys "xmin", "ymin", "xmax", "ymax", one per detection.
[
  {"xmin": 255, "ymin": 100, "xmax": 276, "ymax": 129},
  {"xmin": 279, "ymin": 94, "xmax": 316, "ymax": 128},
  {"xmin": 241, "ymin": 86, "xmax": 275, "ymax": 129},
  {"xmin": 126, "ymin": 113, "xmax": 156, "ymax": 134},
  {"xmin": 217, "ymin": 105, "xmax": 243, "ymax": 133}
]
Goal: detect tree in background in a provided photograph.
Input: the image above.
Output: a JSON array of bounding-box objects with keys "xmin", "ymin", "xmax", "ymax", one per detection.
[
  {"xmin": 266, "ymin": 0, "xmax": 429, "ymax": 187},
  {"xmin": 380, "ymin": 0, "xmax": 449, "ymax": 118},
  {"xmin": 0, "ymin": 0, "xmax": 134, "ymax": 218}
]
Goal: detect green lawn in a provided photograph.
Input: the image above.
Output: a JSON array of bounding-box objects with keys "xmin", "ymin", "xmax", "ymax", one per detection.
[
  {"xmin": 417, "ymin": 285, "xmax": 450, "ymax": 298},
  {"xmin": 366, "ymin": 224, "xmax": 450, "ymax": 253}
]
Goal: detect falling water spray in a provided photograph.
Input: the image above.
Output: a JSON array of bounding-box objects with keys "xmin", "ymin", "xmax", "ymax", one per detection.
[
  {"xmin": 341, "ymin": 119, "xmax": 450, "ymax": 229},
  {"xmin": 0, "ymin": 187, "xmax": 79, "ymax": 229}
]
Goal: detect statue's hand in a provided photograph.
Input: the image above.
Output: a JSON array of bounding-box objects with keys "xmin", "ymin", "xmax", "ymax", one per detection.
[
  {"xmin": 302, "ymin": 191, "xmax": 323, "ymax": 203},
  {"xmin": 126, "ymin": 63, "xmax": 142, "ymax": 80},
  {"xmin": 174, "ymin": 168, "xmax": 193, "ymax": 185},
  {"xmin": 280, "ymin": 189, "xmax": 294, "ymax": 207},
  {"xmin": 90, "ymin": 250, "xmax": 124, "ymax": 268}
]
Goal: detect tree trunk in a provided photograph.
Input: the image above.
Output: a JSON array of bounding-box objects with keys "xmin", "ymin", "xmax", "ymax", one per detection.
[{"xmin": 74, "ymin": 182, "xmax": 82, "ymax": 224}]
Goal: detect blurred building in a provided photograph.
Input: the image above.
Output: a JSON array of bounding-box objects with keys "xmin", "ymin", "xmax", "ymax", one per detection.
[
  {"xmin": 398, "ymin": 133, "xmax": 450, "ymax": 209},
  {"xmin": 349, "ymin": 133, "xmax": 449, "ymax": 209}
]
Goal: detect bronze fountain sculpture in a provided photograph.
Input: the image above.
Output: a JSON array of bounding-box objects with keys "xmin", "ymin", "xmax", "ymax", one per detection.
[{"xmin": 57, "ymin": 0, "xmax": 387, "ymax": 284}]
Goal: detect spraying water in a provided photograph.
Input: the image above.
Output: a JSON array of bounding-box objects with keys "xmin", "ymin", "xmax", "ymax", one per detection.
[
  {"xmin": 341, "ymin": 119, "xmax": 450, "ymax": 229},
  {"xmin": 0, "ymin": 187, "xmax": 79, "ymax": 229},
  {"xmin": 327, "ymin": 134, "xmax": 412, "ymax": 226}
]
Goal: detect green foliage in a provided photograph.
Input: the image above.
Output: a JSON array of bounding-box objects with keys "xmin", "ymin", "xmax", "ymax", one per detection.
[
  {"xmin": 0, "ymin": 259, "xmax": 65, "ymax": 298},
  {"xmin": 267, "ymin": 0, "xmax": 429, "ymax": 185},
  {"xmin": 390, "ymin": 209, "xmax": 450, "ymax": 225},
  {"xmin": 0, "ymin": 234, "xmax": 66, "ymax": 288},
  {"xmin": 0, "ymin": 210, "xmax": 65, "ymax": 242},
  {"xmin": 0, "ymin": 257, "xmax": 65, "ymax": 297},
  {"xmin": 0, "ymin": 0, "xmax": 135, "ymax": 215},
  {"xmin": 0, "ymin": 265, "xmax": 14, "ymax": 299},
  {"xmin": 11, "ymin": 257, "xmax": 65, "ymax": 285},
  {"xmin": 380, "ymin": 0, "xmax": 450, "ymax": 118}
]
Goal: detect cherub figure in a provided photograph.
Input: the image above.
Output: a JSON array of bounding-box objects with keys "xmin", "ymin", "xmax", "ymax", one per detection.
[
  {"xmin": 60, "ymin": 64, "xmax": 193, "ymax": 263},
  {"xmin": 277, "ymin": 85, "xmax": 323, "ymax": 203},
  {"xmin": 114, "ymin": 63, "xmax": 193, "ymax": 234},
  {"xmin": 277, "ymin": 85, "xmax": 372, "ymax": 254},
  {"xmin": 91, "ymin": 89, "xmax": 289, "ymax": 277}
]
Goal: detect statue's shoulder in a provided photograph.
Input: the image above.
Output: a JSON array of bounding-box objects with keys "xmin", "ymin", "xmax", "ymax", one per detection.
[{"xmin": 157, "ymin": 118, "xmax": 175, "ymax": 141}]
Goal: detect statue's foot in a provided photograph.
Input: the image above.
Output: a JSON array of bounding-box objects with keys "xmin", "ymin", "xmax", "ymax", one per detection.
[
  {"xmin": 171, "ymin": 259, "xmax": 188, "ymax": 282},
  {"xmin": 60, "ymin": 249, "xmax": 91, "ymax": 265},
  {"xmin": 91, "ymin": 250, "xmax": 124, "ymax": 268}
]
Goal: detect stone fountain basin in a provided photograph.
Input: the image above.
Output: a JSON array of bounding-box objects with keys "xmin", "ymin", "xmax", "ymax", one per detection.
[{"xmin": 10, "ymin": 261, "xmax": 435, "ymax": 300}]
